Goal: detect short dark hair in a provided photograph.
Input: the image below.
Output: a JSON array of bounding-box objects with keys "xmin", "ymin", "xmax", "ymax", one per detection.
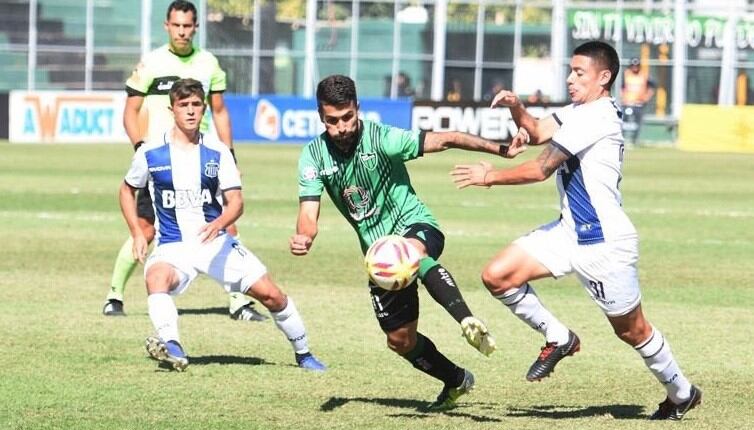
[
  {"xmin": 573, "ymin": 41, "xmax": 620, "ymax": 90},
  {"xmin": 167, "ymin": 0, "xmax": 197, "ymax": 24},
  {"xmin": 316, "ymin": 75, "xmax": 358, "ymax": 111},
  {"xmin": 169, "ymin": 78, "xmax": 205, "ymax": 106}
]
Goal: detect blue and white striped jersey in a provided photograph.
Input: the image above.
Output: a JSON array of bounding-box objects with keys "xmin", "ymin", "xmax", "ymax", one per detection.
[
  {"xmin": 124, "ymin": 132, "xmax": 241, "ymax": 245},
  {"xmin": 550, "ymin": 97, "xmax": 637, "ymax": 244}
]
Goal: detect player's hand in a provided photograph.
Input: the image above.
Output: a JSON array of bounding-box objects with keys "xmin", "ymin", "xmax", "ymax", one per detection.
[
  {"xmin": 450, "ymin": 161, "xmax": 494, "ymax": 189},
  {"xmin": 132, "ymin": 235, "xmax": 148, "ymax": 263},
  {"xmin": 504, "ymin": 128, "xmax": 530, "ymax": 159},
  {"xmin": 289, "ymin": 234, "xmax": 313, "ymax": 256},
  {"xmin": 490, "ymin": 90, "xmax": 520, "ymax": 108},
  {"xmin": 198, "ymin": 221, "xmax": 222, "ymax": 244}
]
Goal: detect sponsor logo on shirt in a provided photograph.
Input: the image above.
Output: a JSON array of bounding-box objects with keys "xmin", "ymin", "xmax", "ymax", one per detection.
[
  {"xmin": 320, "ymin": 165, "xmax": 339, "ymax": 176},
  {"xmin": 162, "ymin": 189, "xmax": 212, "ymax": 208},
  {"xmin": 302, "ymin": 166, "xmax": 318, "ymax": 181},
  {"xmin": 149, "ymin": 165, "xmax": 172, "ymax": 172},
  {"xmin": 157, "ymin": 80, "xmax": 175, "ymax": 91},
  {"xmin": 343, "ymin": 185, "xmax": 376, "ymax": 221}
]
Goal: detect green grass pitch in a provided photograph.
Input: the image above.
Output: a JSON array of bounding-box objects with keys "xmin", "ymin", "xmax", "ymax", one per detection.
[{"xmin": 0, "ymin": 141, "xmax": 752, "ymax": 429}]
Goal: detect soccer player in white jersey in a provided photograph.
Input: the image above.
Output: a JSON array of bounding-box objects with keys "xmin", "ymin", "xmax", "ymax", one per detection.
[
  {"xmin": 119, "ymin": 78, "xmax": 325, "ymax": 372},
  {"xmin": 104, "ymin": 0, "xmax": 266, "ymax": 323},
  {"xmin": 450, "ymin": 41, "xmax": 701, "ymax": 420}
]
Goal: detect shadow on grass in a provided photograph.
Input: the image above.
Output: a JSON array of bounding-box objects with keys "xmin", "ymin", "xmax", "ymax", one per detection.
[
  {"xmin": 320, "ymin": 397, "xmax": 501, "ymax": 422},
  {"xmin": 177, "ymin": 307, "xmax": 227, "ymax": 316},
  {"xmin": 507, "ymin": 404, "xmax": 645, "ymax": 420},
  {"xmin": 151, "ymin": 355, "xmax": 272, "ymax": 371},
  {"xmin": 188, "ymin": 355, "xmax": 270, "ymax": 366}
]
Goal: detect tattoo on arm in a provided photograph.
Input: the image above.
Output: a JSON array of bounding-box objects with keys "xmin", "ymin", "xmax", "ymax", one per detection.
[{"xmin": 536, "ymin": 145, "xmax": 570, "ymax": 177}]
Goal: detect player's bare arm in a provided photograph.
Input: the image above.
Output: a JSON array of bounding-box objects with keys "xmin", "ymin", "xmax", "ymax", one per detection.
[
  {"xmin": 423, "ymin": 131, "xmax": 525, "ymax": 159},
  {"xmin": 290, "ymin": 200, "xmax": 320, "ymax": 256},
  {"xmin": 209, "ymin": 92, "xmax": 233, "ymax": 149},
  {"xmin": 490, "ymin": 89, "xmax": 560, "ymax": 145},
  {"xmin": 198, "ymin": 188, "xmax": 243, "ymax": 243},
  {"xmin": 118, "ymin": 181, "xmax": 148, "ymax": 262},
  {"xmin": 450, "ymin": 143, "xmax": 570, "ymax": 188},
  {"xmin": 123, "ymin": 95, "xmax": 146, "ymax": 147}
]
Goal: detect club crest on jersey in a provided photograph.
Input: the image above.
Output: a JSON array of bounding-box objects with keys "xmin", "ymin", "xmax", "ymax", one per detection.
[
  {"xmin": 204, "ymin": 160, "xmax": 220, "ymax": 178},
  {"xmin": 359, "ymin": 152, "xmax": 377, "ymax": 171},
  {"xmin": 343, "ymin": 185, "xmax": 376, "ymax": 221}
]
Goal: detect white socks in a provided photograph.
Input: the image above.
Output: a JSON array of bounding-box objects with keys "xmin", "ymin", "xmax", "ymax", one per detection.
[
  {"xmin": 496, "ymin": 284, "xmax": 570, "ymax": 345},
  {"xmin": 635, "ymin": 327, "xmax": 692, "ymax": 403},
  {"xmin": 147, "ymin": 293, "xmax": 180, "ymax": 343},
  {"xmin": 271, "ymin": 297, "xmax": 309, "ymax": 354}
]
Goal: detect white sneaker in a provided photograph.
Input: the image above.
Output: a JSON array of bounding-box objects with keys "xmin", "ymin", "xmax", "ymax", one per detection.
[{"xmin": 461, "ymin": 316, "xmax": 496, "ymax": 356}]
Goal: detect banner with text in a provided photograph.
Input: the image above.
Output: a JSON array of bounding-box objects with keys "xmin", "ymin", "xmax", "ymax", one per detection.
[
  {"xmin": 412, "ymin": 101, "xmax": 565, "ymax": 142},
  {"xmin": 225, "ymin": 95, "xmax": 412, "ymax": 143},
  {"xmin": 9, "ymin": 91, "xmax": 127, "ymax": 143},
  {"xmin": 569, "ymin": 9, "xmax": 754, "ymax": 50}
]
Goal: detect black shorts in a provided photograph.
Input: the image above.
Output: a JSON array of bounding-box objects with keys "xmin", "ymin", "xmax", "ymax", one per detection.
[
  {"xmin": 136, "ymin": 188, "xmax": 155, "ymax": 222},
  {"xmin": 368, "ymin": 223, "xmax": 446, "ymax": 331}
]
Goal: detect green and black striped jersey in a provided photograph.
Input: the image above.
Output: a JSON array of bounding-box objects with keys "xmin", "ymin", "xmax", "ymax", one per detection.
[
  {"xmin": 125, "ymin": 44, "xmax": 226, "ymax": 142},
  {"xmin": 298, "ymin": 119, "xmax": 439, "ymax": 252}
]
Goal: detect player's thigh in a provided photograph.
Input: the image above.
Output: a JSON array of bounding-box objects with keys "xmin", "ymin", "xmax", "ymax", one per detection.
[
  {"xmin": 483, "ymin": 244, "xmax": 554, "ymax": 283},
  {"xmin": 572, "ymin": 238, "xmax": 641, "ymax": 317},
  {"xmin": 486, "ymin": 221, "xmax": 573, "ymax": 285},
  {"xmin": 144, "ymin": 243, "xmax": 196, "ymax": 295},
  {"xmin": 200, "ymin": 235, "xmax": 268, "ymax": 294},
  {"xmin": 369, "ymin": 281, "xmax": 420, "ymax": 333},
  {"xmin": 402, "ymin": 223, "xmax": 445, "ymax": 259}
]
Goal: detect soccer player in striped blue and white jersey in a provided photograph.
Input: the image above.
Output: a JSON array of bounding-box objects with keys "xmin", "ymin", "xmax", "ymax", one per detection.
[
  {"xmin": 119, "ymin": 78, "xmax": 325, "ymax": 372},
  {"xmin": 452, "ymin": 41, "xmax": 700, "ymax": 421},
  {"xmin": 104, "ymin": 0, "xmax": 264, "ymax": 322}
]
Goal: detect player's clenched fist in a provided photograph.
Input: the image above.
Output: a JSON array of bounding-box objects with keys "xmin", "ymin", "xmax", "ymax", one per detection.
[{"xmin": 289, "ymin": 234, "xmax": 313, "ymax": 256}]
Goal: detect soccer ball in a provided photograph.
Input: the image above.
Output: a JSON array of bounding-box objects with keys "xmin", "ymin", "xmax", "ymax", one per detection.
[{"xmin": 364, "ymin": 235, "xmax": 421, "ymax": 291}]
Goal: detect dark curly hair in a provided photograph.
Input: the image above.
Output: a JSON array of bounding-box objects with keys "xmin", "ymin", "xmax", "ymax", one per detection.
[{"xmin": 316, "ymin": 75, "xmax": 358, "ymax": 111}]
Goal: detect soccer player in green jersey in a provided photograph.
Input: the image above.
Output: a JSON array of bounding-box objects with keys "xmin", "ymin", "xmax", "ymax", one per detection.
[
  {"xmin": 290, "ymin": 74, "xmax": 523, "ymax": 411},
  {"xmin": 103, "ymin": 0, "xmax": 266, "ymax": 322}
]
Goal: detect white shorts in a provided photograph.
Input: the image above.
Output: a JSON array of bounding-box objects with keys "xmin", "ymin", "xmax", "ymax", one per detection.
[
  {"xmin": 514, "ymin": 220, "xmax": 641, "ymax": 317},
  {"xmin": 144, "ymin": 234, "xmax": 267, "ymax": 296}
]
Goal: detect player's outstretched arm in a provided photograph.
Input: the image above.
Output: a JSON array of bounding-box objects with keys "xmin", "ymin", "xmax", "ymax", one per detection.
[
  {"xmin": 119, "ymin": 181, "xmax": 148, "ymax": 262},
  {"xmin": 199, "ymin": 189, "xmax": 243, "ymax": 243},
  {"xmin": 423, "ymin": 131, "xmax": 524, "ymax": 158},
  {"xmin": 490, "ymin": 89, "xmax": 559, "ymax": 145},
  {"xmin": 450, "ymin": 143, "xmax": 570, "ymax": 188},
  {"xmin": 290, "ymin": 201, "xmax": 320, "ymax": 256}
]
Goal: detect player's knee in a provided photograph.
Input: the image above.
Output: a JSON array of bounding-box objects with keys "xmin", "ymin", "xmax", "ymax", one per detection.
[
  {"xmin": 247, "ymin": 276, "xmax": 286, "ymax": 310},
  {"xmin": 481, "ymin": 261, "xmax": 516, "ymax": 294},
  {"xmin": 386, "ymin": 331, "xmax": 415, "ymax": 355},
  {"xmin": 613, "ymin": 319, "xmax": 651, "ymax": 346},
  {"xmin": 145, "ymin": 269, "xmax": 174, "ymax": 294}
]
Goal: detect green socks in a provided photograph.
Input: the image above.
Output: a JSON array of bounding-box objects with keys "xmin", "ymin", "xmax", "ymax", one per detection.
[{"xmin": 107, "ymin": 237, "xmax": 138, "ymax": 302}]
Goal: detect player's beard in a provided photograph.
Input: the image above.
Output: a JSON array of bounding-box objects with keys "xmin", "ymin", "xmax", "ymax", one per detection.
[{"xmin": 331, "ymin": 123, "xmax": 360, "ymax": 153}]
